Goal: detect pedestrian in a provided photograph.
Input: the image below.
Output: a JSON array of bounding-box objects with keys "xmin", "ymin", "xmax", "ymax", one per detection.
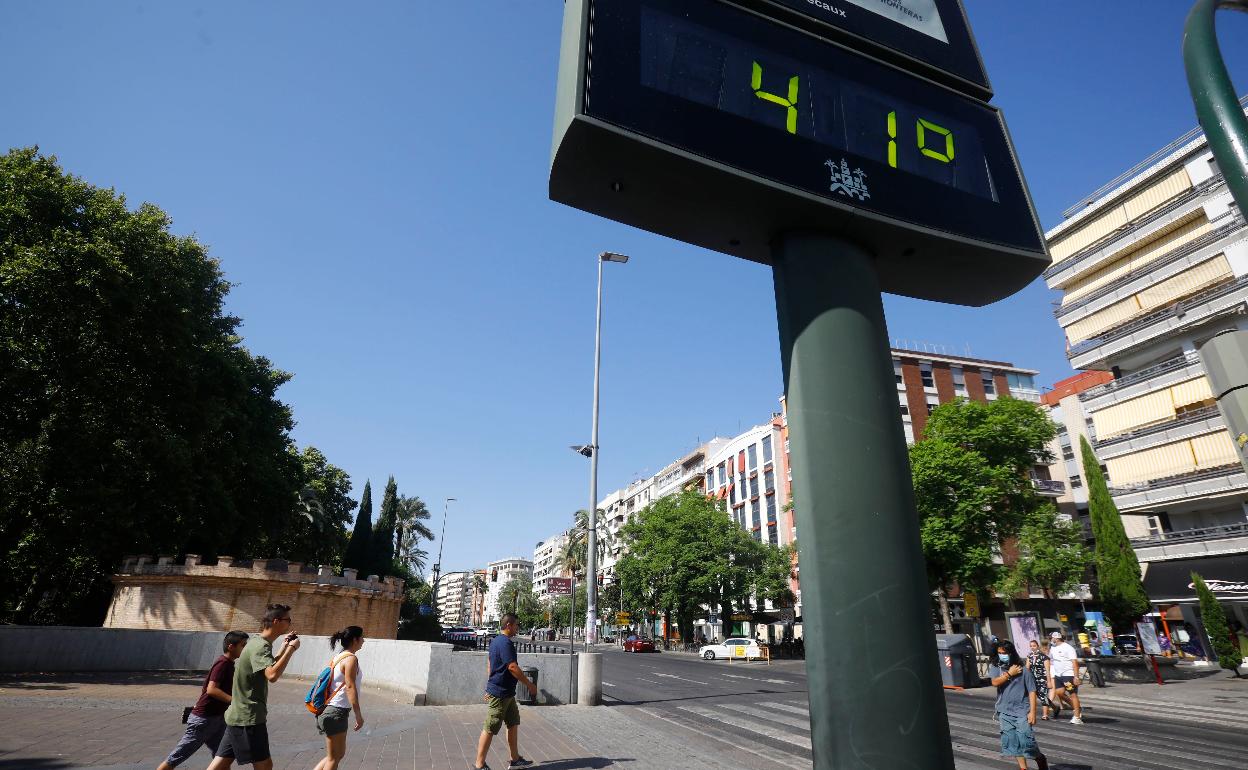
[
  {"xmin": 473, "ymin": 612, "xmax": 538, "ymax": 770},
  {"xmin": 312, "ymin": 626, "xmax": 366, "ymax": 770},
  {"xmin": 989, "ymin": 639, "xmax": 1049, "ymax": 770},
  {"xmin": 156, "ymin": 631, "xmax": 248, "ymax": 770},
  {"xmin": 1025, "ymin": 639, "xmax": 1054, "ymax": 720},
  {"xmin": 206, "ymin": 604, "xmax": 301, "ymax": 770},
  {"xmin": 1047, "ymin": 631, "xmax": 1084, "ymax": 724}
]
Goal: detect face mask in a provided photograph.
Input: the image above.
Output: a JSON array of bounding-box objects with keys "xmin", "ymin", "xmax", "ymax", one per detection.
[{"xmin": 998, "ymin": 654, "xmax": 1010, "ymax": 664}]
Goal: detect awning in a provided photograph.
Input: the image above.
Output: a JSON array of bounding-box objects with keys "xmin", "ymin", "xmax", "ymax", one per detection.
[{"xmin": 1142, "ymin": 553, "xmax": 1248, "ymax": 603}]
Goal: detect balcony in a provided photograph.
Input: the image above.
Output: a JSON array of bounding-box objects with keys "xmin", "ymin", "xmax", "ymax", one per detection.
[
  {"xmin": 1109, "ymin": 463, "xmax": 1248, "ymax": 512},
  {"xmin": 1130, "ymin": 521, "xmax": 1248, "ymax": 562},
  {"xmin": 1031, "ymin": 478, "xmax": 1067, "ymax": 497},
  {"xmin": 1067, "ymin": 274, "xmax": 1248, "ymax": 370},
  {"xmin": 1093, "ymin": 405, "xmax": 1223, "ymax": 459},
  {"xmin": 1079, "ymin": 352, "xmax": 1202, "ymax": 405}
]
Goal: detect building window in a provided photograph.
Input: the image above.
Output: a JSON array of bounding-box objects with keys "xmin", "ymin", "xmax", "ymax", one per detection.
[
  {"xmin": 748, "ymin": 444, "xmax": 758, "ymax": 470},
  {"xmin": 900, "ymin": 403, "xmax": 909, "ymax": 416},
  {"xmin": 762, "ymin": 435, "xmax": 773, "ymax": 464},
  {"xmin": 894, "ymin": 362, "xmax": 903, "ymax": 385},
  {"xmin": 752, "ymin": 498, "xmax": 761, "ymax": 525},
  {"xmin": 920, "ymin": 364, "xmax": 934, "ymax": 388},
  {"xmin": 926, "ymin": 403, "xmax": 936, "ymax": 415},
  {"xmin": 718, "ymin": 463, "xmax": 726, "ymax": 486},
  {"xmin": 983, "ymin": 374, "xmax": 995, "ymax": 395},
  {"xmin": 706, "ymin": 470, "xmax": 715, "ymax": 489},
  {"xmin": 766, "ymin": 494, "xmax": 777, "ymax": 519},
  {"xmin": 1070, "ymin": 477, "xmax": 1083, "ymax": 489},
  {"xmin": 730, "ymin": 485, "xmax": 736, "ymax": 505},
  {"xmin": 750, "ymin": 476, "xmax": 760, "ymax": 498},
  {"xmin": 952, "ymin": 366, "xmax": 966, "ymax": 393},
  {"xmin": 1062, "ymin": 446, "xmax": 1075, "ymax": 461},
  {"xmin": 768, "ymin": 522, "xmax": 778, "ymax": 545},
  {"xmin": 764, "ymin": 469, "xmax": 775, "ymax": 492}
]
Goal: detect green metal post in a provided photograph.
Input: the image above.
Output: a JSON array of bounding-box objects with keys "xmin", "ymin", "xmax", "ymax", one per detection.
[
  {"xmin": 1184, "ymin": 0, "xmax": 1248, "ymax": 213},
  {"xmin": 773, "ymin": 233, "xmax": 954, "ymax": 770}
]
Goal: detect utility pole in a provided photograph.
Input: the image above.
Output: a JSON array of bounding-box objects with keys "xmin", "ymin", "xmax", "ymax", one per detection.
[{"xmin": 430, "ymin": 497, "xmax": 456, "ymax": 623}]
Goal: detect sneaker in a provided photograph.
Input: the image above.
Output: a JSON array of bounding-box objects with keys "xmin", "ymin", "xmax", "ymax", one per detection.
[
  {"xmin": 1070, "ymin": 715, "xmax": 1084, "ymax": 724},
  {"xmin": 509, "ymin": 759, "xmax": 534, "ymax": 768},
  {"xmin": 472, "ymin": 765, "xmax": 491, "ymax": 770}
]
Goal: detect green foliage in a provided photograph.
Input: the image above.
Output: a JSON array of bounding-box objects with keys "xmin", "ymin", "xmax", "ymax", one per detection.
[
  {"xmin": 1193, "ymin": 572, "xmax": 1242, "ymax": 675},
  {"xmin": 286, "ymin": 447, "xmax": 356, "ymax": 568},
  {"xmin": 342, "ymin": 480, "xmax": 373, "ymax": 572},
  {"xmin": 393, "ymin": 565, "xmax": 441, "ymax": 642},
  {"xmin": 395, "ymin": 494, "xmax": 433, "ymax": 575},
  {"xmin": 370, "ymin": 476, "xmax": 399, "ymax": 576},
  {"xmin": 555, "ymin": 509, "xmax": 614, "ymax": 579},
  {"xmin": 0, "ymin": 148, "xmax": 349, "ymax": 624},
  {"xmin": 551, "ymin": 582, "xmax": 589, "ymax": 631},
  {"xmin": 998, "ymin": 505, "xmax": 1090, "ymax": 600},
  {"xmin": 496, "ymin": 575, "xmax": 543, "ymax": 630},
  {"xmin": 1081, "ymin": 436, "xmax": 1149, "ymax": 630},
  {"xmin": 616, "ymin": 489, "xmax": 794, "ymax": 641}
]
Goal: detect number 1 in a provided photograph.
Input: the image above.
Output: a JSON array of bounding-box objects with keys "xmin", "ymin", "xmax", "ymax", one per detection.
[
  {"xmin": 752, "ymin": 62, "xmax": 799, "ymax": 135},
  {"xmin": 887, "ymin": 111, "xmax": 897, "ymax": 168}
]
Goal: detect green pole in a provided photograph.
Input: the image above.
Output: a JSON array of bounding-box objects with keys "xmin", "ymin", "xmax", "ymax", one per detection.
[
  {"xmin": 1184, "ymin": 0, "xmax": 1248, "ymax": 213},
  {"xmin": 773, "ymin": 233, "xmax": 954, "ymax": 769}
]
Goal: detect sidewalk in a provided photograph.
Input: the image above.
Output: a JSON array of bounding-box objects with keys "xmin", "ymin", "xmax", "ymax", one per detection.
[{"xmin": 0, "ymin": 673, "xmax": 757, "ymax": 770}]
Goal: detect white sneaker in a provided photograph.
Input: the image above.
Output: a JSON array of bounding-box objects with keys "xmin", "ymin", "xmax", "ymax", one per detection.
[{"xmin": 1070, "ymin": 715, "xmax": 1084, "ymax": 724}]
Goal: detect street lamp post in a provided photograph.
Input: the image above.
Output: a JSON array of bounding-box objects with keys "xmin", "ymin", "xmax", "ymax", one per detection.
[
  {"xmin": 585, "ymin": 251, "xmax": 628, "ymax": 649},
  {"xmin": 430, "ymin": 497, "xmax": 456, "ymax": 624}
]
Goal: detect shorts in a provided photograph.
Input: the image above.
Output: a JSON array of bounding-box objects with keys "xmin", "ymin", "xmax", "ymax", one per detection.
[
  {"xmin": 216, "ymin": 723, "xmax": 271, "ymax": 766},
  {"xmin": 317, "ymin": 705, "xmax": 351, "ymax": 737},
  {"xmin": 165, "ymin": 713, "xmax": 225, "ymax": 767},
  {"xmin": 1053, "ymin": 675, "xmax": 1078, "ymax": 691},
  {"xmin": 998, "ymin": 713, "xmax": 1041, "ymax": 758},
  {"xmin": 483, "ymin": 695, "xmax": 520, "ymax": 735}
]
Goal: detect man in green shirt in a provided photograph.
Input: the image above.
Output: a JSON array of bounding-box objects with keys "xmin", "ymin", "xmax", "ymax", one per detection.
[{"xmin": 206, "ymin": 604, "xmax": 300, "ymax": 770}]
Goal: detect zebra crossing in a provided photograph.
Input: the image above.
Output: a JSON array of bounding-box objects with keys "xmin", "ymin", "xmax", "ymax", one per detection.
[{"xmin": 638, "ymin": 691, "xmax": 1248, "ymax": 769}]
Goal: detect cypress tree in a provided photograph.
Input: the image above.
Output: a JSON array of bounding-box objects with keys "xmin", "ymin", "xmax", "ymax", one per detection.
[
  {"xmin": 371, "ymin": 476, "xmax": 399, "ymax": 576},
  {"xmin": 342, "ymin": 480, "xmax": 373, "ymax": 572},
  {"xmin": 1080, "ymin": 436, "xmax": 1150, "ymax": 630},
  {"xmin": 1193, "ymin": 572, "xmax": 1242, "ymax": 676}
]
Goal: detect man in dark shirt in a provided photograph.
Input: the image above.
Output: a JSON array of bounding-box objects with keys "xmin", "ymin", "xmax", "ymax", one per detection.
[
  {"xmin": 156, "ymin": 631, "xmax": 248, "ymax": 770},
  {"xmin": 473, "ymin": 613, "xmax": 537, "ymax": 770}
]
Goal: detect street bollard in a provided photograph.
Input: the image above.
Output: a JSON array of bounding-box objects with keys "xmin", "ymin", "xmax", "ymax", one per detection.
[{"xmin": 577, "ymin": 652, "xmax": 602, "ymax": 706}]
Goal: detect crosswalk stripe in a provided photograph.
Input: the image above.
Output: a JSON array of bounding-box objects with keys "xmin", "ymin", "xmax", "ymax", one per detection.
[
  {"xmin": 677, "ymin": 704, "xmax": 813, "ymax": 749},
  {"xmin": 718, "ymin": 702, "xmax": 813, "ymax": 730},
  {"xmin": 636, "ymin": 707, "xmax": 809, "ymax": 769},
  {"xmin": 758, "ymin": 701, "xmax": 812, "ymax": 716}
]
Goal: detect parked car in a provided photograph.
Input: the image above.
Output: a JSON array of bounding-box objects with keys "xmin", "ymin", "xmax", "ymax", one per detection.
[
  {"xmin": 700, "ymin": 637, "xmax": 765, "ymax": 660},
  {"xmin": 1113, "ymin": 633, "xmax": 1140, "ymax": 654},
  {"xmin": 443, "ymin": 626, "xmax": 477, "ymax": 645},
  {"xmin": 623, "ymin": 634, "xmax": 656, "ymax": 653}
]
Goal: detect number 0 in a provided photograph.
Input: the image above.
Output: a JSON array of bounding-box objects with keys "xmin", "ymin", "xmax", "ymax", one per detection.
[{"xmin": 917, "ymin": 118, "xmax": 955, "ymax": 163}]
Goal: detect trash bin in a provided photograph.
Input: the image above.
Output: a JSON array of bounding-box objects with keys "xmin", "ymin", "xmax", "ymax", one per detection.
[
  {"xmin": 935, "ymin": 634, "xmax": 977, "ymax": 688},
  {"xmin": 518, "ymin": 667, "xmax": 539, "ymax": 704}
]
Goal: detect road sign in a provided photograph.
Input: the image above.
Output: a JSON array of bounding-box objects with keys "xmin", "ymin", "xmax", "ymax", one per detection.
[
  {"xmin": 616, "ymin": 612, "xmax": 631, "ymax": 624},
  {"xmin": 548, "ymin": 577, "xmax": 572, "ymax": 597},
  {"xmin": 962, "ymin": 592, "xmax": 980, "ymax": 618},
  {"xmin": 549, "ymin": 0, "xmax": 1046, "ymax": 306},
  {"xmin": 418, "ymin": 604, "xmax": 433, "ymax": 617}
]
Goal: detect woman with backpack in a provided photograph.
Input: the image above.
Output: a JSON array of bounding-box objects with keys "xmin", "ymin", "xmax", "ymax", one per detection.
[{"xmin": 313, "ymin": 626, "xmax": 366, "ymax": 770}]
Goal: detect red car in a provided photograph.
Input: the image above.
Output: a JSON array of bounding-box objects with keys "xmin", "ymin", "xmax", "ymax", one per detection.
[{"xmin": 623, "ymin": 635, "xmax": 656, "ymax": 653}]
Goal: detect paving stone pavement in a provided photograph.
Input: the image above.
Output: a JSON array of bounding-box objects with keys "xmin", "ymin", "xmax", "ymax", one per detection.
[{"xmin": 0, "ymin": 673, "xmax": 656, "ymax": 770}]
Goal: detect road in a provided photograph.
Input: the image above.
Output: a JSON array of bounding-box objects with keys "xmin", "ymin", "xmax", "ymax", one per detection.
[{"xmin": 565, "ymin": 642, "xmax": 1248, "ymax": 770}]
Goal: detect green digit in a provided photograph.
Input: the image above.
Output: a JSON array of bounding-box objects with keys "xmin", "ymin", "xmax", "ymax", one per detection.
[
  {"xmin": 751, "ymin": 61, "xmax": 799, "ymax": 134},
  {"xmin": 887, "ymin": 111, "xmax": 897, "ymax": 168},
  {"xmin": 916, "ymin": 118, "xmax": 955, "ymax": 163}
]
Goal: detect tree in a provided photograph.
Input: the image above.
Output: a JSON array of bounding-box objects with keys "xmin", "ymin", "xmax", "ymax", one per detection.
[
  {"xmin": 552, "ymin": 582, "xmax": 589, "ymax": 635},
  {"xmin": 370, "ymin": 476, "xmax": 399, "ymax": 577},
  {"xmin": 1081, "ymin": 436, "xmax": 1149, "ymax": 630},
  {"xmin": 497, "ymin": 575, "xmax": 542, "ymax": 630},
  {"xmin": 999, "ymin": 505, "xmax": 1091, "ymax": 615},
  {"xmin": 556, "ymin": 509, "xmax": 614, "ymax": 579},
  {"xmin": 342, "ymin": 480, "xmax": 373, "ymax": 573},
  {"xmin": 0, "ymin": 148, "xmax": 330, "ymax": 624},
  {"xmin": 1193, "ymin": 572, "xmax": 1241, "ymax": 676},
  {"xmin": 285, "ymin": 446, "xmax": 356, "ymax": 568},
  {"xmin": 396, "ymin": 494, "xmax": 434, "ymax": 576}
]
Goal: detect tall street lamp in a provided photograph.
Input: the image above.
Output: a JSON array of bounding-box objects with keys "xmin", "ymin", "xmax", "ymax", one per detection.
[
  {"xmin": 585, "ymin": 251, "xmax": 628, "ymax": 648},
  {"xmin": 430, "ymin": 497, "xmax": 456, "ymax": 624}
]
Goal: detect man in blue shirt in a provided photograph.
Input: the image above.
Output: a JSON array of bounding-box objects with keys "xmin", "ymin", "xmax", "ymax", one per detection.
[{"xmin": 473, "ymin": 613, "xmax": 537, "ymax": 770}]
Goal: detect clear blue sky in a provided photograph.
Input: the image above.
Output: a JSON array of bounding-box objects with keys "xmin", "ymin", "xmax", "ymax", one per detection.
[{"xmin": 4, "ymin": 1, "xmax": 1247, "ymax": 575}]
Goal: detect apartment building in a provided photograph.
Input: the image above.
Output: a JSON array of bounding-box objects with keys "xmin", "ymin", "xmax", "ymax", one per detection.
[
  {"xmin": 532, "ymin": 530, "xmax": 570, "ymax": 602},
  {"xmin": 1044, "ymin": 106, "xmax": 1248, "ymax": 635},
  {"xmin": 434, "ymin": 570, "xmax": 472, "ymax": 626},
  {"xmin": 483, "ymin": 557, "xmax": 533, "ymax": 624},
  {"xmin": 1040, "ymin": 370, "xmax": 1116, "ymax": 528}
]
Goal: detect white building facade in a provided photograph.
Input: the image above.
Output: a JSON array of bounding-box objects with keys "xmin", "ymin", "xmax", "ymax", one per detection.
[
  {"xmin": 434, "ymin": 570, "xmax": 472, "ymax": 626},
  {"xmin": 532, "ymin": 531, "xmax": 569, "ymax": 602},
  {"xmin": 483, "ymin": 557, "xmax": 533, "ymax": 624}
]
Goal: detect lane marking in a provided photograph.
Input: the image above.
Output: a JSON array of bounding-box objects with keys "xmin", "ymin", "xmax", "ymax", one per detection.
[
  {"xmin": 677, "ymin": 704, "xmax": 812, "ymax": 749},
  {"xmin": 719, "ymin": 702, "xmax": 812, "ymax": 730},
  {"xmin": 602, "ymin": 681, "xmax": 616, "ymax": 687},
  {"xmin": 758, "ymin": 701, "xmax": 812, "ymax": 717},
  {"xmin": 636, "ymin": 707, "xmax": 808, "ymax": 769},
  {"xmin": 721, "ymin": 673, "xmax": 793, "ymax": 684},
  {"xmin": 651, "ymin": 672, "xmax": 710, "ymax": 685}
]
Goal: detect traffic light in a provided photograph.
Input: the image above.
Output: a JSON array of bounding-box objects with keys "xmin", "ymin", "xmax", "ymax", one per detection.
[{"xmin": 597, "ymin": 574, "xmax": 604, "ymax": 587}]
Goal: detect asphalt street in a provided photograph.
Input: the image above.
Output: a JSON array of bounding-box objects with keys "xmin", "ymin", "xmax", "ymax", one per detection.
[{"xmin": 565, "ymin": 643, "xmax": 1248, "ymax": 770}]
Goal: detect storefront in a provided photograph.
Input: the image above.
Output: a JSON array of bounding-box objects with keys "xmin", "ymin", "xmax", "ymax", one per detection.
[{"xmin": 1142, "ymin": 553, "xmax": 1248, "ymax": 659}]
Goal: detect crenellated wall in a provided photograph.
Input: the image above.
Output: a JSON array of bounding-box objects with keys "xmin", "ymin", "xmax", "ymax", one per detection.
[{"xmin": 104, "ymin": 555, "xmax": 405, "ymax": 639}]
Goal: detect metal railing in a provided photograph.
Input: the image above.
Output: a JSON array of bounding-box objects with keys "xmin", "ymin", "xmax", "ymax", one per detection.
[
  {"xmin": 1079, "ymin": 353, "xmax": 1201, "ymax": 401},
  {"xmin": 1031, "ymin": 478, "xmax": 1067, "ymax": 495},
  {"xmin": 1067, "ymin": 274, "xmax": 1248, "ymax": 358},
  {"xmin": 1054, "ymin": 219, "xmax": 1244, "ymax": 320},
  {"xmin": 1059, "ymin": 94, "xmax": 1248, "ymax": 220},
  {"xmin": 1044, "ymin": 177, "xmax": 1224, "ymax": 281},
  {"xmin": 1093, "ymin": 404, "xmax": 1221, "ymax": 449},
  {"xmin": 1109, "ymin": 462, "xmax": 1242, "ymax": 494},
  {"xmin": 1130, "ymin": 520, "xmax": 1248, "ymax": 546}
]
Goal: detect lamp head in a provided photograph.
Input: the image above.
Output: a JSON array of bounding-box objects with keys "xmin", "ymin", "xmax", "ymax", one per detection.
[{"xmin": 600, "ymin": 252, "xmax": 630, "ymax": 264}]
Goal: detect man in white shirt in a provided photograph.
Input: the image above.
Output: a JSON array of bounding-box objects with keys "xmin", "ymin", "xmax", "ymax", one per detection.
[{"xmin": 1047, "ymin": 631, "xmax": 1084, "ymax": 724}]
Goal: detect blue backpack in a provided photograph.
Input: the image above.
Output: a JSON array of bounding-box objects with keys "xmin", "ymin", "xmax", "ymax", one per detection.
[{"xmin": 305, "ymin": 652, "xmax": 352, "ymax": 715}]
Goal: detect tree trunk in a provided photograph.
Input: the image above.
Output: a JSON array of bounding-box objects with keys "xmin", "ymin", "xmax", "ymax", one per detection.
[{"xmin": 938, "ymin": 588, "xmax": 954, "ymax": 634}]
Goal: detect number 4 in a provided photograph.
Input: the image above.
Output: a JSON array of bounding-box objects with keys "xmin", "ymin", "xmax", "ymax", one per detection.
[{"xmin": 752, "ymin": 62, "xmax": 799, "ymax": 135}]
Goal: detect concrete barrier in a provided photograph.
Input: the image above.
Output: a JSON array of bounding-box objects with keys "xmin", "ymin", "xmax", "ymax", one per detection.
[
  {"xmin": 0, "ymin": 626, "xmax": 444, "ymax": 704},
  {"xmin": 424, "ymin": 648, "xmax": 580, "ymax": 705}
]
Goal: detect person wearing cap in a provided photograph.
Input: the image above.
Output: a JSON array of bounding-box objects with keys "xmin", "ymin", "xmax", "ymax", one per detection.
[{"xmin": 1047, "ymin": 631, "xmax": 1084, "ymax": 724}]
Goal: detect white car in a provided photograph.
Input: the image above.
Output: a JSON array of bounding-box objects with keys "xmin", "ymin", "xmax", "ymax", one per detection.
[{"xmin": 699, "ymin": 637, "xmax": 765, "ymax": 660}]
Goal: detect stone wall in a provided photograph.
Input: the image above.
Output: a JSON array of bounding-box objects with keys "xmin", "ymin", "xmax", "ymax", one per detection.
[{"xmin": 104, "ymin": 555, "xmax": 404, "ymax": 639}]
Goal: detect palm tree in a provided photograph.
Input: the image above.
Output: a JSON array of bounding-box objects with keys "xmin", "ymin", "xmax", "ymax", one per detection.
[
  {"xmin": 396, "ymin": 495, "xmax": 435, "ymax": 575},
  {"xmin": 557, "ymin": 509, "xmax": 615, "ymax": 577}
]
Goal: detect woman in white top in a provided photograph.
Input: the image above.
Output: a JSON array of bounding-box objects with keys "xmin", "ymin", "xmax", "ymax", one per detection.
[{"xmin": 314, "ymin": 625, "xmax": 365, "ymax": 770}]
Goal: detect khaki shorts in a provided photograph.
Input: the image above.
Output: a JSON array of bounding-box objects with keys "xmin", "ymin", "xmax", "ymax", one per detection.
[{"xmin": 484, "ymin": 695, "xmax": 520, "ymax": 735}]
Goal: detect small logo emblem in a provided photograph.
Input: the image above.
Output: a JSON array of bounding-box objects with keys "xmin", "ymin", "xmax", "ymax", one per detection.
[{"xmin": 825, "ymin": 158, "xmax": 870, "ymax": 201}]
